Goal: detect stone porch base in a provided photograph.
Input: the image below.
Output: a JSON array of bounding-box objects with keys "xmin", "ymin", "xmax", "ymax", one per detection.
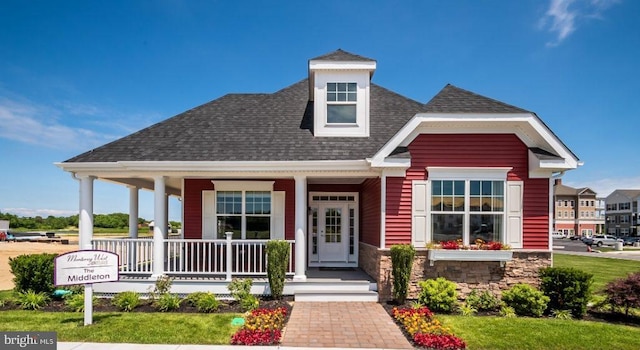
[{"xmin": 359, "ymin": 242, "xmax": 552, "ymax": 301}]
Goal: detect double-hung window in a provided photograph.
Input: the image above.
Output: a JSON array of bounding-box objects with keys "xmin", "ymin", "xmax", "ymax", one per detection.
[
  {"xmin": 326, "ymin": 82, "xmax": 357, "ymax": 124},
  {"xmin": 216, "ymin": 191, "xmax": 271, "ymax": 239}
]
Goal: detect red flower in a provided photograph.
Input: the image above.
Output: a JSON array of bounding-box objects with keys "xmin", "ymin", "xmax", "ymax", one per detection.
[{"xmin": 413, "ymin": 333, "xmax": 467, "ymax": 349}]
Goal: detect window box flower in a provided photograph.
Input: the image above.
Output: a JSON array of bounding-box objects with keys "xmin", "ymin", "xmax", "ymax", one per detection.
[{"xmin": 427, "ymin": 240, "xmax": 512, "ymax": 266}]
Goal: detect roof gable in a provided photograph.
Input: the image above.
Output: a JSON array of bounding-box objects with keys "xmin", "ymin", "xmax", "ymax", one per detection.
[{"xmin": 309, "ymin": 49, "xmax": 375, "ymax": 62}]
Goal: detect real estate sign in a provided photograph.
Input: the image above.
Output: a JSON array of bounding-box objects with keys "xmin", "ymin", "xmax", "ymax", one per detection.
[{"xmin": 54, "ymin": 250, "xmax": 119, "ymax": 286}]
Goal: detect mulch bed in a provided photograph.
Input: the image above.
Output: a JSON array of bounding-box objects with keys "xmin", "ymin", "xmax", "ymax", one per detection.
[{"xmin": 1, "ymin": 295, "xmax": 294, "ymax": 315}]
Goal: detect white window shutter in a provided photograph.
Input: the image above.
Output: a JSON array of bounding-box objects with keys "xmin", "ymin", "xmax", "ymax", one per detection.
[
  {"xmin": 412, "ymin": 181, "xmax": 428, "ymax": 246},
  {"xmin": 271, "ymin": 191, "xmax": 285, "ymax": 240},
  {"xmin": 202, "ymin": 191, "xmax": 215, "ymax": 240},
  {"xmin": 506, "ymin": 181, "xmax": 523, "ymax": 248}
]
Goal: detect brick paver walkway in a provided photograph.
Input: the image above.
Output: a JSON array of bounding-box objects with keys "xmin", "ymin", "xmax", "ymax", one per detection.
[{"xmin": 282, "ymin": 302, "xmax": 413, "ymax": 349}]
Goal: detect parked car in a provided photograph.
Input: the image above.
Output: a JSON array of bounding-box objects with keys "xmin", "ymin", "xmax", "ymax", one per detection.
[
  {"xmin": 569, "ymin": 235, "xmax": 583, "ymax": 241},
  {"xmin": 622, "ymin": 236, "xmax": 640, "ymax": 246},
  {"xmin": 552, "ymin": 232, "xmax": 566, "ymax": 239},
  {"xmin": 584, "ymin": 234, "xmax": 623, "ymax": 247}
]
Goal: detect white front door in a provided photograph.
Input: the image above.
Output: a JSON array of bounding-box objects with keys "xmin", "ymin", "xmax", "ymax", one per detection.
[{"xmin": 318, "ymin": 203, "xmax": 348, "ymax": 262}]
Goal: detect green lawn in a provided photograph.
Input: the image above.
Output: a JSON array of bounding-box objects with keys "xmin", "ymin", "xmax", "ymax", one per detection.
[
  {"xmin": 439, "ymin": 315, "xmax": 640, "ymax": 350},
  {"xmin": 553, "ymin": 253, "xmax": 640, "ymax": 292},
  {"xmin": 0, "ymin": 310, "xmax": 241, "ymax": 344}
]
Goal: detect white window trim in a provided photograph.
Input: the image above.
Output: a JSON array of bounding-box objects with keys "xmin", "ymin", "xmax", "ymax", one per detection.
[
  {"xmin": 204, "ymin": 181, "xmax": 282, "ymax": 240},
  {"xmin": 422, "ymin": 167, "xmax": 513, "ymax": 246},
  {"xmin": 313, "ymin": 71, "xmax": 370, "ymax": 137}
]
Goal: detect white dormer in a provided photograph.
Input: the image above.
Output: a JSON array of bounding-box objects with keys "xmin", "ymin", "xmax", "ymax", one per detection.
[{"xmin": 308, "ymin": 50, "xmax": 376, "ymax": 137}]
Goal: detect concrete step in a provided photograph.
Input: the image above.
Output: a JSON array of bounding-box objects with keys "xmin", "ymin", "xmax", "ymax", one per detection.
[
  {"xmin": 290, "ymin": 280, "xmax": 372, "ymax": 292},
  {"xmin": 294, "ymin": 289, "xmax": 379, "ymax": 302}
]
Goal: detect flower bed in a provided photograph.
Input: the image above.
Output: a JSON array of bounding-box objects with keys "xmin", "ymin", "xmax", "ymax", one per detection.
[
  {"xmin": 230, "ymin": 307, "xmax": 288, "ymax": 346},
  {"xmin": 392, "ymin": 306, "xmax": 466, "ymax": 350}
]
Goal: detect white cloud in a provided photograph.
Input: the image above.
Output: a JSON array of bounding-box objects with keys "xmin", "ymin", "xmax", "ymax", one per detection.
[
  {"xmin": 2, "ymin": 207, "xmax": 77, "ymax": 218},
  {"xmin": 540, "ymin": 0, "xmax": 619, "ymax": 47},
  {"xmin": 0, "ymin": 95, "xmax": 159, "ymax": 151},
  {"xmin": 565, "ymin": 175, "xmax": 640, "ymax": 198}
]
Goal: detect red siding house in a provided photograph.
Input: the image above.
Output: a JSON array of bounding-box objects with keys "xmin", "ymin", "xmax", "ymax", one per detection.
[{"xmin": 57, "ymin": 50, "xmax": 580, "ymax": 300}]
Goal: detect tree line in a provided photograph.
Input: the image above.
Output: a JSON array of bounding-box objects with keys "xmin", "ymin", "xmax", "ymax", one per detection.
[{"xmin": 0, "ymin": 212, "xmax": 151, "ymax": 230}]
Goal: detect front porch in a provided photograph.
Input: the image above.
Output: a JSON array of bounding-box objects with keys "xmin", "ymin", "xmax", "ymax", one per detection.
[{"xmin": 92, "ymin": 236, "xmax": 378, "ymax": 301}]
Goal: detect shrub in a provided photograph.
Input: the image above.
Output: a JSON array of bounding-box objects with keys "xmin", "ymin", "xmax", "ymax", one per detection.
[
  {"xmin": 112, "ymin": 291, "xmax": 141, "ymax": 312},
  {"xmin": 17, "ymin": 290, "xmax": 50, "ymax": 310},
  {"xmin": 266, "ymin": 240, "xmax": 290, "ymax": 300},
  {"xmin": 153, "ymin": 293, "xmax": 182, "ymax": 312},
  {"xmin": 64, "ymin": 292, "xmax": 95, "ymax": 312},
  {"xmin": 551, "ymin": 309, "xmax": 573, "ymax": 320},
  {"xmin": 228, "ymin": 278, "xmax": 258, "ymax": 311},
  {"xmin": 9, "ymin": 253, "xmax": 57, "ymax": 294},
  {"xmin": 539, "ymin": 267, "xmax": 593, "ymax": 318},
  {"xmin": 390, "ymin": 244, "xmax": 415, "ymax": 304},
  {"xmin": 604, "ymin": 271, "xmax": 640, "ymax": 316},
  {"xmin": 195, "ymin": 292, "xmax": 220, "ymax": 313},
  {"xmin": 418, "ymin": 277, "xmax": 458, "ymax": 313},
  {"xmin": 501, "ymin": 284, "xmax": 549, "ymax": 317},
  {"xmin": 185, "ymin": 292, "xmax": 209, "ymax": 306},
  {"xmin": 458, "ymin": 304, "xmax": 477, "ymax": 316},
  {"xmin": 499, "ymin": 305, "xmax": 516, "ymax": 318},
  {"xmin": 149, "ymin": 275, "xmax": 173, "ymax": 300},
  {"xmin": 464, "ymin": 289, "xmax": 501, "ymax": 312}
]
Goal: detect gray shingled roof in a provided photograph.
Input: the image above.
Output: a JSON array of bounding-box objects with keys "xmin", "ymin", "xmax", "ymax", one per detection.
[
  {"xmin": 64, "ymin": 59, "xmax": 546, "ymax": 164},
  {"xmin": 424, "ymin": 84, "xmax": 530, "ymax": 113},
  {"xmin": 65, "ymin": 80, "xmax": 425, "ymax": 162},
  {"xmin": 309, "ymin": 49, "xmax": 375, "ymax": 62}
]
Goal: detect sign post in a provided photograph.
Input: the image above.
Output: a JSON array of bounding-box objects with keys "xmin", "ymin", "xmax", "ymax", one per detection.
[{"xmin": 54, "ymin": 250, "xmax": 119, "ymax": 325}]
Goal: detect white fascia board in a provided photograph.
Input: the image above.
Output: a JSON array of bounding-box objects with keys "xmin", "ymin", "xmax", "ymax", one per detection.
[
  {"xmin": 309, "ymin": 61, "xmax": 376, "ymax": 71},
  {"xmin": 371, "ymin": 112, "xmax": 580, "ymax": 170},
  {"xmin": 55, "ymin": 159, "xmax": 378, "ymax": 176}
]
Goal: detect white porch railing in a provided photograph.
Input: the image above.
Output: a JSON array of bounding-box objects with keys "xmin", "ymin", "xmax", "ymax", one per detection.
[{"xmin": 92, "ymin": 237, "xmax": 295, "ymax": 279}]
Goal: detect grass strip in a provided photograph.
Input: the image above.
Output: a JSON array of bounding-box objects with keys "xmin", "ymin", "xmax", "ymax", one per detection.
[
  {"xmin": 0, "ymin": 310, "xmax": 241, "ymax": 344},
  {"xmin": 440, "ymin": 315, "xmax": 640, "ymax": 350},
  {"xmin": 553, "ymin": 253, "xmax": 640, "ymax": 292}
]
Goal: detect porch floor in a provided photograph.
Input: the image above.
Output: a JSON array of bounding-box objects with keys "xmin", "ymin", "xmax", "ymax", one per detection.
[{"xmin": 281, "ymin": 302, "xmax": 412, "ymax": 349}]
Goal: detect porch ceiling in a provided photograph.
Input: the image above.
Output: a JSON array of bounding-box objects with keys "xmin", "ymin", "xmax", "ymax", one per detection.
[{"xmin": 104, "ymin": 177, "xmax": 182, "ymax": 196}]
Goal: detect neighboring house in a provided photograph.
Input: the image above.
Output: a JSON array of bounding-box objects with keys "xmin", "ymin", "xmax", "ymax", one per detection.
[
  {"xmin": 605, "ymin": 190, "xmax": 640, "ymax": 236},
  {"xmin": 552, "ymin": 179, "xmax": 603, "ymax": 237},
  {"xmin": 57, "ymin": 49, "xmax": 580, "ymax": 300}
]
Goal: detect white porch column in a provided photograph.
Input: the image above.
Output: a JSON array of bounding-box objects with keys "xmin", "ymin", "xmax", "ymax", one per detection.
[
  {"xmin": 294, "ymin": 175, "xmax": 307, "ymax": 281},
  {"xmin": 79, "ymin": 175, "xmax": 95, "ymax": 250},
  {"xmin": 128, "ymin": 186, "xmax": 139, "ymax": 239},
  {"xmin": 152, "ymin": 176, "xmax": 167, "ymax": 277}
]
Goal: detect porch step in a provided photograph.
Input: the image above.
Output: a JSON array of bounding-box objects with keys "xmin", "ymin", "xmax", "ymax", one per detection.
[
  {"xmin": 294, "ymin": 289, "xmax": 379, "ymax": 302},
  {"xmin": 291, "ymin": 280, "xmax": 372, "ymax": 292}
]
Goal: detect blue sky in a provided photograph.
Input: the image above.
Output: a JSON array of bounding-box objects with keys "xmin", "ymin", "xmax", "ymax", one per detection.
[{"xmin": 1, "ymin": 0, "xmax": 638, "ymax": 222}]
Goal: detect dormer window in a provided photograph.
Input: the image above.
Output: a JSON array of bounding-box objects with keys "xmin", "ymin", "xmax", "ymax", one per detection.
[
  {"xmin": 308, "ymin": 49, "xmax": 376, "ymax": 137},
  {"xmin": 327, "ymin": 83, "xmax": 357, "ymax": 124}
]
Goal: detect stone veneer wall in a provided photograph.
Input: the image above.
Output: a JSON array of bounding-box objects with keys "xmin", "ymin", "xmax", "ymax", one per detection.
[{"xmin": 359, "ymin": 243, "xmax": 552, "ymax": 301}]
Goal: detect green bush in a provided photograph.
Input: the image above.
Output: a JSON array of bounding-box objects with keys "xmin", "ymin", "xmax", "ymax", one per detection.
[
  {"xmin": 9, "ymin": 253, "xmax": 57, "ymax": 294},
  {"xmin": 465, "ymin": 289, "xmax": 501, "ymax": 312},
  {"xmin": 17, "ymin": 290, "xmax": 50, "ymax": 310},
  {"xmin": 501, "ymin": 283, "xmax": 549, "ymax": 317},
  {"xmin": 149, "ymin": 275, "xmax": 173, "ymax": 300},
  {"xmin": 153, "ymin": 293, "xmax": 182, "ymax": 312},
  {"xmin": 64, "ymin": 292, "xmax": 95, "ymax": 312},
  {"xmin": 185, "ymin": 292, "xmax": 209, "ymax": 306},
  {"xmin": 195, "ymin": 292, "xmax": 220, "ymax": 313},
  {"xmin": 228, "ymin": 278, "xmax": 258, "ymax": 311},
  {"xmin": 539, "ymin": 267, "xmax": 593, "ymax": 318},
  {"xmin": 417, "ymin": 277, "xmax": 458, "ymax": 313},
  {"xmin": 390, "ymin": 244, "xmax": 415, "ymax": 304},
  {"xmin": 266, "ymin": 240, "xmax": 290, "ymax": 300},
  {"xmin": 112, "ymin": 291, "xmax": 141, "ymax": 312}
]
